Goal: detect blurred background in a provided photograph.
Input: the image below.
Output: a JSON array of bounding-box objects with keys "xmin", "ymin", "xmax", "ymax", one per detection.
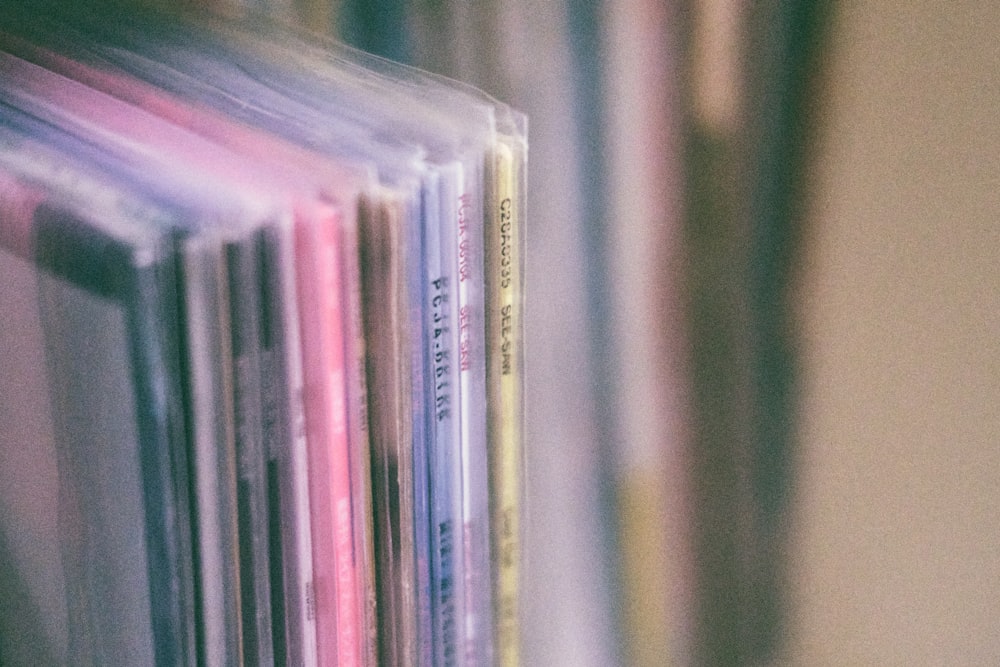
[{"xmin": 304, "ymin": 0, "xmax": 1000, "ymax": 664}]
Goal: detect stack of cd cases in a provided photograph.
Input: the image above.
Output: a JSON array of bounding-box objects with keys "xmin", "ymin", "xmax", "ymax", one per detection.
[{"xmin": 0, "ymin": 2, "xmax": 526, "ymax": 665}]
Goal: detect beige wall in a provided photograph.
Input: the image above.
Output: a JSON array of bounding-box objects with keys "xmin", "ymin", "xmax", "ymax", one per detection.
[{"xmin": 788, "ymin": 1, "xmax": 1000, "ymax": 663}]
